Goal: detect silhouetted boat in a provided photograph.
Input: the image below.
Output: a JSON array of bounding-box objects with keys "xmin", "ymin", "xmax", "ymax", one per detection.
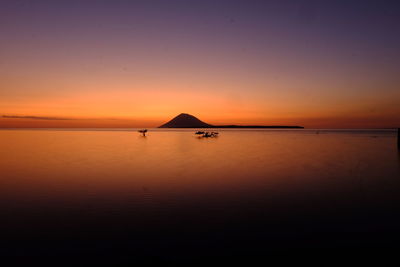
[{"xmin": 195, "ymin": 131, "xmax": 218, "ymax": 138}]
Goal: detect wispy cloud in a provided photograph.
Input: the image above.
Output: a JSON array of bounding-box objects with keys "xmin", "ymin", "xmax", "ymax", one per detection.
[{"xmin": 2, "ymin": 115, "xmax": 74, "ymax": 120}]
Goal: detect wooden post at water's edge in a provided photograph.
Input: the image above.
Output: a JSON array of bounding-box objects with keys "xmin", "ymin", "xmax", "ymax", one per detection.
[{"xmin": 398, "ymin": 128, "xmax": 400, "ymax": 150}]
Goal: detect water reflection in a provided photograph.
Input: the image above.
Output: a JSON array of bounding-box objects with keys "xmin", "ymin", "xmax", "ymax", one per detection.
[
  {"xmin": 0, "ymin": 129, "xmax": 398, "ymax": 202},
  {"xmin": 0, "ymin": 129, "xmax": 399, "ymax": 262}
]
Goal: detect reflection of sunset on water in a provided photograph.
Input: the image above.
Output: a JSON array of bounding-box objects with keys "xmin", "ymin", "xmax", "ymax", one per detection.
[
  {"xmin": 1, "ymin": 129, "xmax": 398, "ymax": 203},
  {"xmin": 1, "ymin": 0, "xmax": 400, "ymax": 263}
]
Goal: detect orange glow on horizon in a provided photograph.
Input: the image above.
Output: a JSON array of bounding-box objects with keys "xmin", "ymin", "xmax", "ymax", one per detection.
[
  {"xmin": 1, "ymin": 1, "xmax": 400, "ymax": 129},
  {"xmin": 1, "ymin": 79, "xmax": 399, "ymax": 128}
]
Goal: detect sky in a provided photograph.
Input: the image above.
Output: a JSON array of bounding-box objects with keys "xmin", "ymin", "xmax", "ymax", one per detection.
[{"xmin": 1, "ymin": 0, "xmax": 399, "ymax": 128}]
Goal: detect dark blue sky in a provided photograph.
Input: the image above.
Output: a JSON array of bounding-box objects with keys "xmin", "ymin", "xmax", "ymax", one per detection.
[{"xmin": 1, "ymin": 0, "xmax": 399, "ymax": 127}]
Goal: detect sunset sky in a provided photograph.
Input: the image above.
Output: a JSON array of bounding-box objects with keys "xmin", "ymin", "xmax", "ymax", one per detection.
[{"xmin": 1, "ymin": 0, "xmax": 399, "ymax": 128}]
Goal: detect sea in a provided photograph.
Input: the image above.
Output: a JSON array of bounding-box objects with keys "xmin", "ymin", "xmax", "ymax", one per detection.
[{"xmin": 0, "ymin": 128, "xmax": 399, "ymax": 264}]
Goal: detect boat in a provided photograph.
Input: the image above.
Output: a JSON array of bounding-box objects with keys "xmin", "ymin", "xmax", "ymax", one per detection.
[{"xmin": 195, "ymin": 131, "xmax": 218, "ymax": 138}]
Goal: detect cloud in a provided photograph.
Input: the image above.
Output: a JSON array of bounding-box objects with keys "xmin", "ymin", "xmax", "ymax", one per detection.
[{"xmin": 2, "ymin": 115, "xmax": 74, "ymax": 120}]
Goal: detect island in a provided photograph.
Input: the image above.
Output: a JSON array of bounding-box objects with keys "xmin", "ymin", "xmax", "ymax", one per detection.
[{"xmin": 158, "ymin": 113, "xmax": 304, "ymax": 128}]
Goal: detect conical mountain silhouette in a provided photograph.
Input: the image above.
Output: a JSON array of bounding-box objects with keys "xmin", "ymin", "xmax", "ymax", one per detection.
[
  {"xmin": 159, "ymin": 113, "xmax": 212, "ymax": 128},
  {"xmin": 158, "ymin": 113, "xmax": 304, "ymax": 128}
]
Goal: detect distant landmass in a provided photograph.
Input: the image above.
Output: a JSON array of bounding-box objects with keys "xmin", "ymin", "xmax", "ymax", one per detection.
[
  {"xmin": 158, "ymin": 113, "xmax": 304, "ymax": 128},
  {"xmin": 159, "ymin": 113, "xmax": 212, "ymax": 128}
]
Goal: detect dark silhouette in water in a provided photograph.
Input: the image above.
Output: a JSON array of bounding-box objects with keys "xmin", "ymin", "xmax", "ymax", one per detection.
[
  {"xmin": 159, "ymin": 113, "xmax": 303, "ymax": 128},
  {"xmin": 138, "ymin": 129, "xmax": 148, "ymax": 136},
  {"xmin": 195, "ymin": 131, "xmax": 219, "ymax": 138},
  {"xmin": 398, "ymin": 128, "xmax": 400, "ymax": 150}
]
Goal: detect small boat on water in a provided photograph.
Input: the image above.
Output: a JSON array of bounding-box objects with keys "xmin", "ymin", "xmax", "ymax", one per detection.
[{"xmin": 195, "ymin": 131, "xmax": 218, "ymax": 138}]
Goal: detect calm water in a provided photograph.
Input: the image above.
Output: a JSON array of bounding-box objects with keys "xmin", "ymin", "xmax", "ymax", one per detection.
[{"xmin": 1, "ymin": 129, "xmax": 399, "ymax": 263}]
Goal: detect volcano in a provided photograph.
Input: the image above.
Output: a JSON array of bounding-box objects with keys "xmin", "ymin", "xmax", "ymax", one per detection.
[
  {"xmin": 159, "ymin": 113, "xmax": 212, "ymax": 128},
  {"xmin": 158, "ymin": 113, "xmax": 304, "ymax": 128}
]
